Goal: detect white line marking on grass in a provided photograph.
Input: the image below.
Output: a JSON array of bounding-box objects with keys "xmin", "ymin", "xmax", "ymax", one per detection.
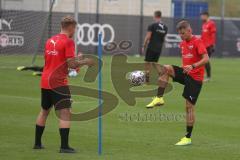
[
  {"xmin": 0, "ymin": 94, "xmax": 97, "ymax": 104},
  {"xmin": 137, "ymin": 96, "xmax": 240, "ymax": 102},
  {"xmin": 0, "ymin": 66, "xmax": 18, "ymax": 69},
  {"xmin": 1, "ymin": 94, "xmax": 239, "ymax": 104},
  {"xmin": 0, "ymin": 94, "xmax": 39, "ymax": 101}
]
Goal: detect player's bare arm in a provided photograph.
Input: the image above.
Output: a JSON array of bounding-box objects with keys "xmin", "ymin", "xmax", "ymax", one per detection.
[
  {"xmin": 142, "ymin": 31, "xmax": 152, "ymax": 53},
  {"xmin": 183, "ymin": 53, "xmax": 209, "ymax": 74},
  {"xmin": 67, "ymin": 57, "xmax": 95, "ymax": 69}
]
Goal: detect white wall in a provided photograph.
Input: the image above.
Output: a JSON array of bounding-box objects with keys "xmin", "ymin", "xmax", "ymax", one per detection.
[
  {"xmin": 143, "ymin": 0, "xmax": 172, "ymax": 17},
  {"xmin": 2, "ymin": 0, "xmax": 48, "ymax": 11},
  {"xmin": 2, "ymin": 0, "xmax": 172, "ymax": 17}
]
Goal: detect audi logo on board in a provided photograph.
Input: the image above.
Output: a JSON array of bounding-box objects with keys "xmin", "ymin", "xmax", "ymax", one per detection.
[{"xmin": 77, "ymin": 23, "xmax": 115, "ymax": 46}]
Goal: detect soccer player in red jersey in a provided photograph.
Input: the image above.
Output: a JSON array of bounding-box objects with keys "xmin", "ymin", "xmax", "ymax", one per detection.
[
  {"xmin": 33, "ymin": 16, "xmax": 94, "ymax": 153},
  {"xmin": 200, "ymin": 11, "xmax": 216, "ymax": 82},
  {"xmin": 146, "ymin": 20, "xmax": 209, "ymax": 146}
]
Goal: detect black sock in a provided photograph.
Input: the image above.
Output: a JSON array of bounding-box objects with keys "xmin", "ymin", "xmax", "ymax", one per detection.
[
  {"xmin": 59, "ymin": 128, "xmax": 70, "ymax": 149},
  {"xmin": 205, "ymin": 62, "xmax": 211, "ymax": 78},
  {"xmin": 185, "ymin": 126, "xmax": 193, "ymax": 138},
  {"xmin": 157, "ymin": 87, "xmax": 165, "ymax": 97},
  {"xmin": 35, "ymin": 125, "xmax": 45, "ymax": 146},
  {"xmin": 145, "ymin": 72, "xmax": 150, "ymax": 83}
]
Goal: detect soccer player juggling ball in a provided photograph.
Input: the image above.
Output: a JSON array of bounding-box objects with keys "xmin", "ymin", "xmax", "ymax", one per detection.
[
  {"xmin": 147, "ymin": 20, "xmax": 209, "ymax": 146},
  {"xmin": 33, "ymin": 16, "xmax": 94, "ymax": 153}
]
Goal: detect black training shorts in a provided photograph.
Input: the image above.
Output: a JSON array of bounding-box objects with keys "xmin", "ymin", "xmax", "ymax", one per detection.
[
  {"xmin": 144, "ymin": 48, "xmax": 162, "ymax": 62},
  {"xmin": 41, "ymin": 86, "xmax": 72, "ymax": 110},
  {"xmin": 206, "ymin": 45, "xmax": 215, "ymax": 57},
  {"xmin": 172, "ymin": 66, "xmax": 202, "ymax": 105}
]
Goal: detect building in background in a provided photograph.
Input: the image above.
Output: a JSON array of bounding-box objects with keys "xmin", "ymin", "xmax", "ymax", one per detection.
[
  {"xmin": 1, "ymin": 0, "xmax": 49, "ymax": 11},
  {"xmin": 172, "ymin": 0, "xmax": 208, "ymax": 18},
  {"xmin": 1, "ymin": 0, "xmax": 239, "ymax": 18},
  {"xmin": 1, "ymin": 0, "xmax": 172, "ymax": 17}
]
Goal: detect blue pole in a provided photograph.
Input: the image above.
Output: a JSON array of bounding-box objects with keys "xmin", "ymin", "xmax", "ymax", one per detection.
[{"xmin": 98, "ymin": 32, "xmax": 103, "ymax": 155}]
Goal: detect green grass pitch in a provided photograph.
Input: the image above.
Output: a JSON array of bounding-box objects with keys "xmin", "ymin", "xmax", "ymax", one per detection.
[{"xmin": 0, "ymin": 55, "xmax": 240, "ymax": 160}]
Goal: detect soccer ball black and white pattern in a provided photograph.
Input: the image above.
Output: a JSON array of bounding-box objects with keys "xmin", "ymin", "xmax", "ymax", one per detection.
[{"xmin": 129, "ymin": 71, "xmax": 145, "ymax": 86}]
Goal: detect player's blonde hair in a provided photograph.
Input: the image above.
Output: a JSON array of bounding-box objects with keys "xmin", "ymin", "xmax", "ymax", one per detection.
[
  {"xmin": 176, "ymin": 20, "xmax": 191, "ymax": 31},
  {"xmin": 61, "ymin": 16, "xmax": 77, "ymax": 29}
]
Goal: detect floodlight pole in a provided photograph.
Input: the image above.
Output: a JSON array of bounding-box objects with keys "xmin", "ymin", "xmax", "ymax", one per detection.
[
  {"xmin": 48, "ymin": 0, "xmax": 55, "ymax": 38},
  {"xmin": 96, "ymin": 0, "xmax": 100, "ymax": 23},
  {"xmin": 95, "ymin": 0, "xmax": 100, "ymax": 55},
  {"xmin": 220, "ymin": 0, "xmax": 225, "ymax": 57},
  {"xmin": 138, "ymin": 0, "xmax": 144, "ymax": 56},
  {"xmin": 0, "ymin": 0, "xmax": 2, "ymax": 54},
  {"xmin": 182, "ymin": 0, "xmax": 186, "ymax": 18},
  {"xmin": 74, "ymin": 0, "xmax": 79, "ymax": 55},
  {"xmin": 0, "ymin": 0, "xmax": 2, "ymax": 19}
]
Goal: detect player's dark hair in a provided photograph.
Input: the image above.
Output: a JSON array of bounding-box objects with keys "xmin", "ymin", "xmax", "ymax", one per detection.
[
  {"xmin": 200, "ymin": 11, "xmax": 209, "ymax": 16},
  {"xmin": 61, "ymin": 16, "xmax": 77, "ymax": 29},
  {"xmin": 154, "ymin": 11, "xmax": 162, "ymax": 18},
  {"xmin": 176, "ymin": 20, "xmax": 191, "ymax": 31}
]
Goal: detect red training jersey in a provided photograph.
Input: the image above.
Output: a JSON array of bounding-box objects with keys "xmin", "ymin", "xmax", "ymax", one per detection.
[
  {"xmin": 180, "ymin": 36, "xmax": 207, "ymax": 82},
  {"xmin": 41, "ymin": 34, "xmax": 75, "ymax": 89},
  {"xmin": 201, "ymin": 19, "xmax": 216, "ymax": 47}
]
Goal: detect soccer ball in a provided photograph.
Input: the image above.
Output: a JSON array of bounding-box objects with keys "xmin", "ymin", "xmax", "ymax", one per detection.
[
  {"xmin": 68, "ymin": 69, "xmax": 78, "ymax": 77},
  {"xmin": 129, "ymin": 70, "xmax": 145, "ymax": 86}
]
